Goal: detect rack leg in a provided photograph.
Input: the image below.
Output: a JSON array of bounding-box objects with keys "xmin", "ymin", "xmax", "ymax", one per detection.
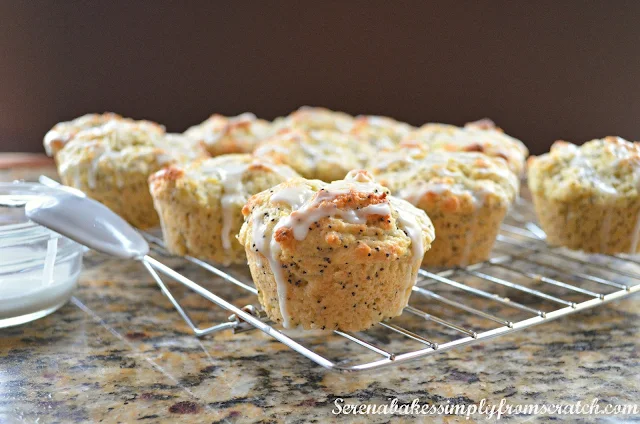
[{"xmin": 142, "ymin": 258, "xmax": 238, "ymax": 336}]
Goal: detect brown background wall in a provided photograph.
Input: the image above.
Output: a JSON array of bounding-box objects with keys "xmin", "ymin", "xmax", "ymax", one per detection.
[{"xmin": 0, "ymin": 1, "xmax": 639, "ymax": 155}]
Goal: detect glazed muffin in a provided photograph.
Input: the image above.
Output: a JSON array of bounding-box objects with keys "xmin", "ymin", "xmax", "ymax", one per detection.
[
  {"xmin": 403, "ymin": 119, "xmax": 528, "ymax": 176},
  {"xmin": 184, "ymin": 113, "xmax": 272, "ymax": 157},
  {"xmin": 271, "ymin": 106, "xmax": 355, "ymax": 133},
  {"xmin": 149, "ymin": 154, "xmax": 299, "ymax": 265},
  {"xmin": 350, "ymin": 115, "xmax": 415, "ymax": 150},
  {"xmin": 528, "ymin": 136, "xmax": 640, "ymax": 254},
  {"xmin": 253, "ymin": 128, "xmax": 374, "ymax": 182},
  {"xmin": 370, "ymin": 144, "xmax": 518, "ymax": 267},
  {"xmin": 237, "ymin": 170, "xmax": 435, "ymax": 331},
  {"xmin": 56, "ymin": 123, "xmax": 208, "ymax": 229},
  {"xmin": 44, "ymin": 112, "xmax": 164, "ymax": 157}
]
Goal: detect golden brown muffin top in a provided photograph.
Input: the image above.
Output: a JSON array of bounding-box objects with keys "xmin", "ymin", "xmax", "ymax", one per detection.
[
  {"xmin": 183, "ymin": 112, "xmax": 272, "ymax": 156},
  {"xmin": 271, "ymin": 106, "xmax": 355, "ymax": 133},
  {"xmin": 402, "ymin": 119, "xmax": 528, "ymax": 176},
  {"xmin": 370, "ymin": 143, "xmax": 519, "ymax": 211},
  {"xmin": 253, "ymin": 128, "xmax": 374, "ymax": 182},
  {"xmin": 57, "ymin": 121, "xmax": 207, "ymax": 188},
  {"xmin": 149, "ymin": 153, "xmax": 299, "ymax": 198},
  {"xmin": 150, "ymin": 154, "xmax": 299, "ymax": 251},
  {"xmin": 44, "ymin": 112, "xmax": 164, "ymax": 157},
  {"xmin": 528, "ymin": 136, "xmax": 640, "ymax": 201},
  {"xmin": 240, "ymin": 170, "xmax": 434, "ymax": 263},
  {"xmin": 349, "ymin": 115, "xmax": 415, "ymax": 150}
]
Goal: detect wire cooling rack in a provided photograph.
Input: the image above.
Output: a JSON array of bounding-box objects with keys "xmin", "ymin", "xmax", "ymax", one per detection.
[
  {"xmin": 137, "ymin": 197, "xmax": 639, "ymax": 373},
  {"xmin": 37, "ymin": 177, "xmax": 640, "ymax": 373}
]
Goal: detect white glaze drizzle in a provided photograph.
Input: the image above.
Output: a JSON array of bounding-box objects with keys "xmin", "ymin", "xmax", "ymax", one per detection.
[
  {"xmin": 42, "ymin": 236, "xmax": 59, "ymax": 286},
  {"xmin": 44, "ymin": 130, "xmax": 67, "ymax": 156},
  {"xmin": 564, "ymin": 150, "xmax": 618, "ymax": 195},
  {"xmin": 388, "ymin": 197, "xmax": 427, "ymax": 261},
  {"xmin": 194, "ymin": 158, "xmax": 298, "ymax": 250},
  {"xmin": 270, "ymin": 185, "xmax": 315, "ymax": 210}
]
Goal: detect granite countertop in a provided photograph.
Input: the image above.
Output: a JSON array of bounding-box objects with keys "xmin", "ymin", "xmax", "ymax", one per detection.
[{"xmin": 1, "ymin": 163, "xmax": 639, "ymax": 423}]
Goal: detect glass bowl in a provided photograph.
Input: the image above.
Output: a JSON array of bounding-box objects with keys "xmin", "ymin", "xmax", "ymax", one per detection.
[{"xmin": 0, "ymin": 182, "xmax": 85, "ymax": 328}]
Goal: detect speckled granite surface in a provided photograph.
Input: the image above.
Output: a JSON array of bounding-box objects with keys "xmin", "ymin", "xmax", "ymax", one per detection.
[{"xmin": 0, "ymin": 165, "xmax": 639, "ymax": 423}]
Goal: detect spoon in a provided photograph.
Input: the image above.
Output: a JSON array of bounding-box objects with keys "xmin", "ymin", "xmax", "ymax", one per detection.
[{"xmin": 25, "ymin": 192, "xmax": 149, "ymax": 259}]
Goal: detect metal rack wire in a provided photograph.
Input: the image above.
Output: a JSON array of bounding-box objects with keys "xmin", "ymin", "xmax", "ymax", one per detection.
[
  {"xmin": 36, "ymin": 176, "xmax": 640, "ymax": 373},
  {"xmin": 137, "ymin": 197, "xmax": 640, "ymax": 373}
]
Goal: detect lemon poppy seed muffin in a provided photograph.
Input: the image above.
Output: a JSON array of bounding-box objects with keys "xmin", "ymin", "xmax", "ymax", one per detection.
[
  {"xmin": 528, "ymin": 136, "xmax": 640, "ymax": 254},
  {"xmin": 350, "ymin": 115, "xmax": 415, "ymax": 150},
  {"xmin": 149, "ymin": 154, "xmax": 299, "ymax": 265},
  {"xmin": 184, "ymin": 113, "xmax": 272, "ymax": 157},
  {"xmin": 253, "ymin": 128, "xmax": 374, "ymax": 182},
  {"xmin": 371, "ymin": 144, "xmax": 518, "ymax": 267},
  {"xmin": 237, "ymin": 170, "xmax": 435, "ymax": 331},
  {"xmin": 271, "ymin": 106, "xmax": 355, "ymax": 133},
  {"xmin": 56, "ymin": 123, "xmax": 208, "ymax": 228},
  {"xmin": 403, "ymin": 119, "xmax": 528, "ymax": 176},
  {"xmin": 44, "ymin": 112, "xmax": 165, "ymax": 158}
]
